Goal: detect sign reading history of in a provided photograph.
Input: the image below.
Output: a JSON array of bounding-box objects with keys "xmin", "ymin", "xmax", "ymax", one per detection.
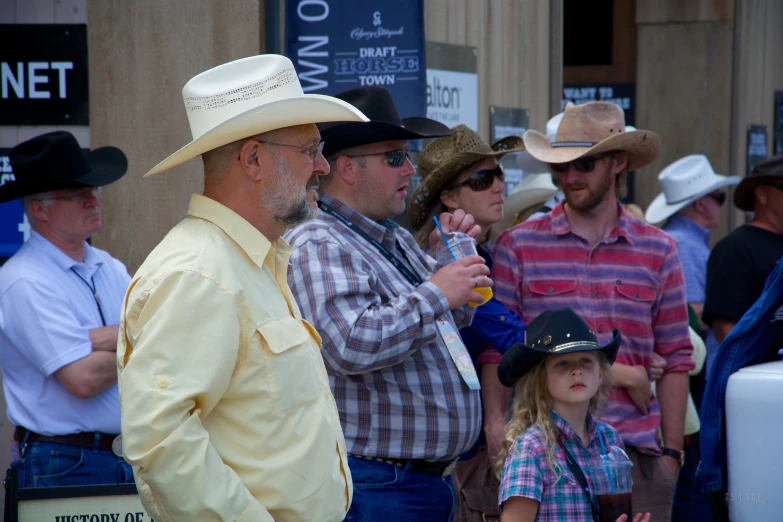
[
  {"xmin": 285, "ymin": 0, "xmax": 426, "ymax": 118},
  {"xmin": 0, "ymin": 24, "xmax": 89, "ymax": 125},
  {"xmin": 562, "ymin": 83, "xmax": 636, "ymax": 127},
  {"xmin": 489, "ymin": 106, "xmax": 529, "ymax": 196},
  {"xmin": 426, "ymin": 42, "xmax": 478, "ymax": 131},
  {"xmin": 0, "ymin": 149, "xmax": 30, "ymax": 259}
]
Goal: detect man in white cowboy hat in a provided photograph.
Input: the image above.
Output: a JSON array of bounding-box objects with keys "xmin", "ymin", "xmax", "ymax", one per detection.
[
  {"xmin": 0, "ymin": 131, "xmax": 133, "ymax": 488},
  {"xmin": 117, "ymin": 55, "xmax": 368, "ymax": 522},
  {"xmin": 703, "ymin": 154, "xmax": 783, "ymax": 366},
  {"xmin": 284, "ymin": 86, "xmax": 492, "ymax": 522},
  {"xmin": 645, "ymin": 155, "xmax": 740, "ymax": 326},
  {"xmin": 493, "ymin": 101, "xmax": 694, "ymax": 522}
]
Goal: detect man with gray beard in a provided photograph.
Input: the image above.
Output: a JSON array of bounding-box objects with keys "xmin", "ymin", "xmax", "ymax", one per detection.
[
  {"xmin": 284, "ymin": 86, "xmax": 491, "ymax": 522},
  {"xmin": 117, "ymin": 55, "xmax": 368, "ymax": 522}
]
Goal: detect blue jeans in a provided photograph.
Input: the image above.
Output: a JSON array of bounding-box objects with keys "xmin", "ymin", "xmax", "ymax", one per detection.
[
  {"xmin": 345, "ymin": 456, "xmax": 455, "ymax": 522},
  {"xmin": 12, "ymin": 440, "xmax": 135, "ymax": 488}
]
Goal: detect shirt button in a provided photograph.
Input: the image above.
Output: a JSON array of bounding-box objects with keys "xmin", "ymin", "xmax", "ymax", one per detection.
[
  {"xmin": 548, "ymin": 286, "xmax": 554, "ymax": 293},
  {"xmin": 592, "ymin": 290, "xmax": 598, "ymax": 297},
  {"xmin": 616, "ymin": 280, "xmax": 622, "ymax": 285},
  {"xmin": 598, "ymin": 328, "xmax": 604, "ymax": 334},
  {"xmin": 156, "ymin": 378, "xmax": 168, "ymax": 389},
  {"xmin": 500, "ymin": 315, "xmax": 506, "ymax": 322},
  {"xmin": 636, "ymin": 292, "xmax": 641, "ymax": 298}
]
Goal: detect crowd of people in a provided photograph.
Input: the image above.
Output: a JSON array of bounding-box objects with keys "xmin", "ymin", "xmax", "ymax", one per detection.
[{"xmin": 0, "ymin": 53, "xmax": 781, "ymax": 522}]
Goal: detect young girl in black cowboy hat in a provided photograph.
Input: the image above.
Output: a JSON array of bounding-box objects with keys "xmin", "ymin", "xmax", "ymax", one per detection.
[{"xmin": 496, "ymin": 308, "xmax": 651, "ymax": 522}]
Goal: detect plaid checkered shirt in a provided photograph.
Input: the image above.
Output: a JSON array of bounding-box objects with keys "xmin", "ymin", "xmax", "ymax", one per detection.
[
  {"xmin": 499, "ymin": 411, "xmax": 625, "ymax": 521},
  {"xmin": 284, "ymin": 193, "xmax": 482, "ymax": 460}
]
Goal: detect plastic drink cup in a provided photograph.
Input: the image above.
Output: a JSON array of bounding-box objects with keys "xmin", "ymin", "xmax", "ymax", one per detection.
[
  {"xmin": 469, "ymin": 286, "xmax": 493, "ymax": 307},
  {"xmin": 585, "ymin": 448, "xmax": 634, "ymax": 522},
  {"xmin": 434, "ymin": 232, "xmax": 491, "ymax": 307}
]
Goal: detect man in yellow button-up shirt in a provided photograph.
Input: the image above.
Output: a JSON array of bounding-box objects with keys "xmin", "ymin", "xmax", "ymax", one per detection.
[{"xmin": 117, "ymin": 55, "xmax": 368, "ymax": 521}]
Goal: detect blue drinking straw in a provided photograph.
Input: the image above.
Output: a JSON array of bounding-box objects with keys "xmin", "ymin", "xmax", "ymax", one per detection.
[{"xmin": 433, "ymin": 216, "xmax": 458, "ymax": 261}]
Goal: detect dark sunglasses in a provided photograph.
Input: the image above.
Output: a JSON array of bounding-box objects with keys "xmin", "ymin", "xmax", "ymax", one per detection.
[
  {"xmin": 550, "ymin": 152, "xmax": 612, "ymax": 173},
  {"xmin": 451, "ymin": 167, "xmax": 505, "ymax": 192},
  {"xmin": 346, "ymin": 149, "xmax": 411, "ymax": 167},
  {"xmin": 707, "ymin": 192, "xmax": 727, "ymax": 206}
]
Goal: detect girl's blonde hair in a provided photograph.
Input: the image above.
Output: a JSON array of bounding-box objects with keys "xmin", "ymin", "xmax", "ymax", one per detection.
[{"xmin": 496, "ymin": 351, "xmax": 614, "ymax": 480}]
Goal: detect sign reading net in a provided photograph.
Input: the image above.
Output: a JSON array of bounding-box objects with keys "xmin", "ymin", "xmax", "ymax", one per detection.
[{"xmin": 0, "ymin": 24, "xmax": 89, "ymax": 125}]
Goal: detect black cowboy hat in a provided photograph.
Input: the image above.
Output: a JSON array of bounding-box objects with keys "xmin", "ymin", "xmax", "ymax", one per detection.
[
  {"xmin": 318, "ymin": 86, "xmax": 451, "ymax": 157},
  {"xmin": 734, "ymin": 154, "xmax": 783, "ymax": 211},
  {"xmin": 0, "ymin": 131, "xmax": 127, "ymax": 204},
  {"xmin": 498, "ymin": 308, "xmax": 621, "ymax": 387}
]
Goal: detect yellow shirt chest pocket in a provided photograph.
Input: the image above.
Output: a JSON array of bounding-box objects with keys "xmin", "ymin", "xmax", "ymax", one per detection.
[{"xmin": 256, "ymin": 316, "xmax": 323, "ymax": 413}]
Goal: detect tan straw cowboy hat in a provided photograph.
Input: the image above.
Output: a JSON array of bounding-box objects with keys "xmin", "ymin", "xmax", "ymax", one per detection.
[
  {"xmin": 523, "ymin": 102, "xmax": 660, "ymax": 171},
  {"xmin": 408, "ymin": 124, "xmax": 525, "ymax": 230}
]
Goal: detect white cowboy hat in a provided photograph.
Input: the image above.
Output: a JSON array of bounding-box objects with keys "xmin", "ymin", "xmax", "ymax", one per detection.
[
  {"xmin": 517, "ymin": 110, "xmax": 637, "ymax": 173},
  {"xmin": 644, "ymin": 154, "xmax": 741, "ymax": 224},
  {"xmin": 495, "ymin": 173, "xmax": 558, "ymax": 232},
  {"xmin": 523, "ymin": 102, "xmax": 659, "ymax": 171},
  {"xmin": 144, "ymin": 54, "xmax": 369, "ymax": 177}
]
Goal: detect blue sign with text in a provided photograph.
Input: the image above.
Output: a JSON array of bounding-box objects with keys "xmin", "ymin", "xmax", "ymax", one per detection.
[
  {"xmin": 0, "ymin": 150, "xmax": 29, "ymax": 258},
  {"xmin": 285, "ymin": 0, "xmax": 426, "ymax": 119}
]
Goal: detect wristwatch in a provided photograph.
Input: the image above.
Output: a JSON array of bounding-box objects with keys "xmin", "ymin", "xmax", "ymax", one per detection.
[{"xmin": 663, "ymin": 447, "xmax": 685, "ymax": 467}]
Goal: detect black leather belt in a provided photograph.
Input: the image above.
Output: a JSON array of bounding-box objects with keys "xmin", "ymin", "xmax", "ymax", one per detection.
[
  {"xmin": 14, "ymin": 427, "xmax": 118, "ymax": 452},
  {"xmin": 350, "ymin": 454, "xmax": 458, "ymax": 479}
]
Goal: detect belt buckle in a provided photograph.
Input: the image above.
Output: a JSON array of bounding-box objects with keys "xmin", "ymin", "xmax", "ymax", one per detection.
[{"xmin": 441, "ymin": 459, "xmax": 458, "ymax": 479}]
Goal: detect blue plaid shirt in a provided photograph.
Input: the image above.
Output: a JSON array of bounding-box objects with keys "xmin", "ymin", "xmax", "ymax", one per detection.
[
  {"xmin": 499, "ymin": 411, "xmax": 625, "ymax": 521},
  {"xmin": 663, "ymin": 215, "xmax": 711, "ymax": 304}
]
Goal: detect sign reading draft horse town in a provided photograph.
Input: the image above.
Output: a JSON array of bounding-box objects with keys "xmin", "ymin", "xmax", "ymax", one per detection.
[
  {"xmin": 426, "ymin": 42, "xmax": 478, "ymax": 131},
  {"xmin": 285, "ymin": 0, "xmax": 426, "ymax": 118},
  {"xmin": 0, "ymin": 25, "xmax": 89, "ymax": 125}
]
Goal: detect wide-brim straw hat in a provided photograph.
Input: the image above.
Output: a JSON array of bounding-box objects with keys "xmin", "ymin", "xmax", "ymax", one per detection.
[
  {"xmin": 495, "ymin": 173, "xmax": 558, "ymax": 232},
  {"xmin": 645, "ymin": 154, "xmax": 740, "ymax": 224},
  {"xmin": 733, "ymin": 154, "xmax": 783, "ymax": 211},
  {"xmin": 144, "ymin": 54, "xmax": 368, "ymax": 177},
  {"xmin": 523, "ymin": 102, "xmax": 660, "ymax": 171},
  {"xmin": 408, "ymin": 124, "xmax": 525, "ymax": 230}
]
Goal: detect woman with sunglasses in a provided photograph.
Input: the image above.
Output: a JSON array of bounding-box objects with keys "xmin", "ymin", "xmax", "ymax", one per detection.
[{"xmin": 408, "ymin": 125, "xmax": 529, "ymax": 522}]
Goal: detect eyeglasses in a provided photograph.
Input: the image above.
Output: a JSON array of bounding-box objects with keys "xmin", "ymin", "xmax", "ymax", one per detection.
[
  {"xmin": 346, "ymin": 149, "xmax": 411, "ymax": 168},
  {"xmin": 35, "ymin": 186, "xmax": 103, "ymax": 203},
  {"xmin": 450, "ymin": 167, "xmax": 505, "ymax": 192},
  {"xmin": 550, "ymin": 153, "xmax": 612, "ymax": 173},
  {"xmin": 708, "ymin": 192, "xmax": 727, "ymax": 206},
  {"xmin": 256, "ymin": 140, "xmax": 325, "ymax": 162}
]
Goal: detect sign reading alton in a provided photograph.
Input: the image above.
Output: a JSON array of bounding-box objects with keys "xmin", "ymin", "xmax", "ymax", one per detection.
[
  {"xmin": 285, "ymin": 0, "xmax": 426, "ymax": 118},
  {"xmin": 0, "ymin": 24, "xmax": 89, "ymax": 125}
]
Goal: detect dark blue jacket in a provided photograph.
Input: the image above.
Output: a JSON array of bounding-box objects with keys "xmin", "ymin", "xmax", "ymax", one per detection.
[
  {"xmin": 697, "ymin": 259, "xmax": 783, "ymax": 492},
  {"xmin": 460, "ymin": 244, "xmax": 526, "ymax": 363}
]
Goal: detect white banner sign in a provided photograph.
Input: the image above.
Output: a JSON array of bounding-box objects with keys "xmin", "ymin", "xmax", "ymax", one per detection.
[{"xmin": 426, "ymin": 68, "xmax": 478, "ymax": 131}]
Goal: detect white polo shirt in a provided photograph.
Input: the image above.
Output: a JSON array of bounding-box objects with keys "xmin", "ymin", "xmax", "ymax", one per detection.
[{"xmin": 0, "ymin": 230, "xmax": 130, "ymax": 435}]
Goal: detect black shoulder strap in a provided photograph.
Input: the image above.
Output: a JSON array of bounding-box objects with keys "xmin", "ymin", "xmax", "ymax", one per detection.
[{"xmin": 561, "ymin": 442, "xmax": 602, "ymax": 522}]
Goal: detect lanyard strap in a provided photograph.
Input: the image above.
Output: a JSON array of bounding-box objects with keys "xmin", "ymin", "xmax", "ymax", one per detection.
[
  {"xmin": 70, "ymin": 268, "xmax": 107, "ymax": 326},
  {"xmin": 560, "ymin": 437, "xmax": 602, "ymax": 522},
  {"xmin": 318, "ymin": 200, "xmax": 423, "ymax": 287}
]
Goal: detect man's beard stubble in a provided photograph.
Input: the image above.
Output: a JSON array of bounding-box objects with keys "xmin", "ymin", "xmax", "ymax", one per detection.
[
  {"xmin": 563, "ymin": 162, "xmax": 615, "ymax": 213},
  {"xmin": 264, "ymin": 157, "xmax": 318, "ymax": 228}
]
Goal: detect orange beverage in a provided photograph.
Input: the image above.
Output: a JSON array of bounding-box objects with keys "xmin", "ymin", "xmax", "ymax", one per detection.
[{"xmin": 469, "ymin": 286, "xmax": 493, "ymax": 307}]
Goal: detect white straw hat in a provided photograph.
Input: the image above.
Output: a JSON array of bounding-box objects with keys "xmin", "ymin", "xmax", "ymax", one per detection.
[
  {"xmin": 644, "ymin": 154, "xmax": 740, "ymax": 224},
  {"xmin": 495, "ymin": 173, "xmax": 558, "ymax": 232},
  {"xmin": 145, "ymin": 54, "xmax": 369, "ymax": 177}
]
